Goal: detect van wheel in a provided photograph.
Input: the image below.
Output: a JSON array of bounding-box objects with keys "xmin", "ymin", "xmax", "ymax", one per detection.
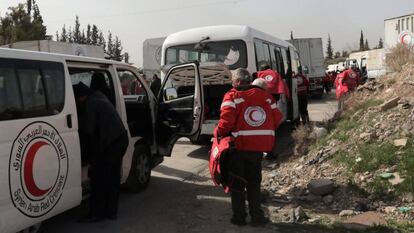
[
  {"xmin": 126, "ymin": 144, "xmax": 151, "ymax": 192},
  {"xmin": 19, "ymin": 223, "xmax": 43, "ymax": 233}
]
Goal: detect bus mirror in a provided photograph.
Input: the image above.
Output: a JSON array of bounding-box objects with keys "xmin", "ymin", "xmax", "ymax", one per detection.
[{"xmin": 164, "ymin": 87, "xmax": 178, "ymax": 101}]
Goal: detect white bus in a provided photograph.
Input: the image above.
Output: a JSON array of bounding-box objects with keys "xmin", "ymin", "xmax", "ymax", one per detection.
[{"xmin": 161, "ymin": 25, "xmax": 300, "ymax": 143}]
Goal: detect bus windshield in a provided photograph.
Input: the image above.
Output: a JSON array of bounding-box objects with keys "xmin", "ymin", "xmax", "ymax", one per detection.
[{"xmin": 165, "ymin": 40, "xmax": 247, "ymax": 69}]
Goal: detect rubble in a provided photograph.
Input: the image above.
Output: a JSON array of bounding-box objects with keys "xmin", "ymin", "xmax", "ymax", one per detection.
[
  {"xmin": 307, "ymin": 179, "xmax": 335, "ymax": 196},
  {"xmin": 342, "ymin": 212, "xmax": 387, "ymax": 230},
  {"xmin": 339, "ymin": 210, "xmax": 355, "ymax": 217}
]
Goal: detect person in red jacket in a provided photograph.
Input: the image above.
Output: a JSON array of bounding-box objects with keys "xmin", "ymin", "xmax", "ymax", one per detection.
[
  {"xmin": 256, "ymin": 63, "xmax": 286, "ymax": 102},
  {"xmin": 215, "ymin": 68, "xmax": 283, "ymax": 227},
  {"xmin": 295, "ymin": 70, "xmax": 310, "ymax": 124},
  {"xmin": 336, "ymin": 64, "xmax": 360, "ymax": 110}
]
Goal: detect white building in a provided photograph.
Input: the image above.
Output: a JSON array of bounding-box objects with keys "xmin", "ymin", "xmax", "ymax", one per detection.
[{"xmin": 384, "ymin": 13, "xmax": 414, "ymax": 49}]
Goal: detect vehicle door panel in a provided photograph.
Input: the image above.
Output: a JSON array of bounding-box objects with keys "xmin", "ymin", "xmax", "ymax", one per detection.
[{"xmin": 155, "ymin": 63, "xmax": 203, "ymax": 156}]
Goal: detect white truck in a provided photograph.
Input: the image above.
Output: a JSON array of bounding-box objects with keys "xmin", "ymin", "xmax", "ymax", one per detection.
[
  {"xmin": 1, "ymin": 40, "xmax": 106, "ymax": 58},
  {"xmin": 142, "ymin": 37, "xmax": 166, "ymax": 80},
  {"xmin": 347, "ymin": 48, "xmax": 387, "ymax": 80},
  {"xmin": 288, "ymin": 38, "xmax": 326, "ymax": 97}
]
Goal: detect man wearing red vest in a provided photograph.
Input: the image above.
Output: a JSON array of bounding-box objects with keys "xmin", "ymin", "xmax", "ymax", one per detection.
[
  {"xmin": 336, "ymin": 64, "xmax": 360, "ymax": 110},
  {"xmin": 216, "ymin": 68, "xmax": 283, "ymax": 226},
  {"xmin": 256, "ymin": 64, "xmax": 286, "ymax": 102},
  {"xmin": 295, "ymin": 70, "xmax": 310, "ymax": 124}
]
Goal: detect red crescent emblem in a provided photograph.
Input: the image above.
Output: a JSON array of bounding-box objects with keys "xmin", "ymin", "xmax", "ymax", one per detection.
[
  {"xmin": 24, "ymin": 141, "xmax": 51, "ymax": 197},
  {"xmin": 249, "ymin": 110, "xmax": 258, "ymax": 122}
]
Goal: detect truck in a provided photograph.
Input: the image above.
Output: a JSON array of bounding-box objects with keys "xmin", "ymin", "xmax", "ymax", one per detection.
[
  {"xmin": 347, "ymin": 48, "xmax": 387, "ymax": 80},
  {"xmin": 288, "ymin": 38, "xmax": 326, "ymax": 97},
  {"xmin": 142, "ymin": 37, "xmax": 166, "ymax": 80},
  {"xmin": 1, "ymin": 40, "xmax": 106, "ymax": 58}
]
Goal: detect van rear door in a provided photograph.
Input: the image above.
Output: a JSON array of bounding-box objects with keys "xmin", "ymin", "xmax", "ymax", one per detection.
[
  {"xmin": 155, "ymin": 62, "xmax": 204, "ymax": 156},
  {"xmin": 0, "ymin": 57, "xmax": 82, "ymax": 233}
]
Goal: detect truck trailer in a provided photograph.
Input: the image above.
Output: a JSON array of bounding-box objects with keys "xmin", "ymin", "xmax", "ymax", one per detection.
[{"xmin": 288, "ymin": 38, "xmax": 326, "ymax": 97}]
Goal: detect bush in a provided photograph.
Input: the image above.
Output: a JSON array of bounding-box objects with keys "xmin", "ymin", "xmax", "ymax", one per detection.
[{"xmin": 386, "ymin": 44, "xmax": 414, "ymax": 72}]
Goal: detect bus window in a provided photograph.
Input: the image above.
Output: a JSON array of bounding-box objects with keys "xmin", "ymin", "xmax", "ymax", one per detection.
[
  {"xmin": 263, "ymin": 43, "xmax": 271, "ymax": 67},
  {"xmin": 291, "ymin": 51, "xmax": 300, "ymax": 75},
  {"xmin": 165, "ymin": 40, "xmax": 247, "ymax": 70},
  {"xmin": 281, "ymin": 48, "xmax": 291, "ymax": 78},
  {"xmin": 269, "ymin": 44, "xmax": 278, "ymax": 71},
  {"xmin": 274, "ymin": 47, "xmax": 285, "ymax": 76}
]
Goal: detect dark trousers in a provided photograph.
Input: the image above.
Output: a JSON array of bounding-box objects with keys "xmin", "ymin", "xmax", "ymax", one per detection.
[
  {"xmin": 298, "ymin": 95, "xmax": 309, "ymax": 123},
  {"xmin": 90, "ymin": 133, "xmax": 128, "ymax": 218},
  {"xmin": 229, "ymin": 150, "xmax": 264, "ymax": 221}
]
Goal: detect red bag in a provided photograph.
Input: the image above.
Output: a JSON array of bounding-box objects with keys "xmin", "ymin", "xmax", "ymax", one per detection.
[{"xmin": 336, "ymin": 83, "xmax": 349, "ymax": 100}]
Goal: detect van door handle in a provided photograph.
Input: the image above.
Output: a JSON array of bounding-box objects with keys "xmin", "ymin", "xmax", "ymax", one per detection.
[
  {"xmin": 194, "ymin": 106, "xmax": 201, "ymax": 118},
  {"xmin": 66, "ymin": 114, "xmax": 73, "ymax": 128}
]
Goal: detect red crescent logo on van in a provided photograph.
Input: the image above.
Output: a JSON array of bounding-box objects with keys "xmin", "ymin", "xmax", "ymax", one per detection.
[
  {"xmin": 24, "ymin": 141, "xmax": 51, "ymax": 197},
  {"xmin": 9, "ymin": 122, "xmax": 69, "ymax": 218}
]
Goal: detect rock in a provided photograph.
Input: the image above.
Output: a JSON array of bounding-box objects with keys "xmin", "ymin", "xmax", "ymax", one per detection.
[
  {"xmin": 339, "ymin": 210, "xmax": 355, "ymax": 217},
  {"xmin": 294, "ymin": 206, "xmax": 308, "ymax": 222},
  {"xmin": 384, "ymin": 206, "xmax": 397, "ymax": 214},
  {"xmin": 196, "ymin": 214, "xmax": 208, "ymax": 220},
  {"xmin": 359, "ymin": 132, "xmax": 374, "ymax": 141},
  {"xmin": 355, "ymin": 202, "xmax": 369, "ymax": 212},
  {"xmin": 380, "ymin": 97, "xmax": 400, "ymax": 112},
  {"xmin": 307, "ymin": 179, "xmax": 335, "ymax": 196},
  {"xmin": 389, "ymin": 173, "xmax": 405, "ymax": 185},
  {"xmin": 402, "ymin": 193, "xmax": 414, "ymax": 203},
  {"xmin": 312, "ymin": 127, "xmax": 328, "ymax": 140},
  {"xmin": 323, "ymin": 195, "xmax": 334, "ymax": 205},
  {"xmin": 268, "ymin": 206, "xmax": 281, "ymax": 215},
  {"xmin": 393, "ymin": 138, "xmax": 408, "ymax": 147},
  {"xmin": 342, "ymin": 211, "xmax": 386, "ymax": 230}
]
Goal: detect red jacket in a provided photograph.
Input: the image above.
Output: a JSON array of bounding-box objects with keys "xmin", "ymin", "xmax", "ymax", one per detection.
[
  {"xmin": 216, "ymin": 86, "xmax": 283, "ymax": 152},
  {"xmin": 295, "ymin": 73, "xmax": 309, "ymax": 96},
  {"xmin": 337, "ymin": 69, "xmax": 359, "ymax": 91},
  {"xmin": 257, "ymin": 69, "xmax": 285, "ymax": 95}
]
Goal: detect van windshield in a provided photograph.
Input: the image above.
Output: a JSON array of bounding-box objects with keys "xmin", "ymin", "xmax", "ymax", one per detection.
[{"xmin": 165, "ymin": 40, "xmax": 247, "ymax": 69}]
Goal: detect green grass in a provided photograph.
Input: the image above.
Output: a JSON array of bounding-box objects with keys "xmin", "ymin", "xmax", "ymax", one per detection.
[
  {"xmin": 346, "ymin": 99, "xmax": 384, "ymax": 118},
  {"xmin": 353, "ymin": 142, "xmax": 398, "ymax": 172}
]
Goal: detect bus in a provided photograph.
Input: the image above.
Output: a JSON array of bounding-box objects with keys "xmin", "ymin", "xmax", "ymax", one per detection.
[{"xmin": 161, "ymin": 25, "xmax": 300, "ymax": 143}]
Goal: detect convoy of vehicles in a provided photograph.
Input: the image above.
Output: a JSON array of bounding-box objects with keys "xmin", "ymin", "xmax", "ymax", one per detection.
[
  {"xmin": 160, "ymin": 25, "xmax": 300, "ymax": 142},
  {"xmin": 0, "ymin": 48, "xmax": 207, "ymax": 233},
  {"xmin": 288, "ymin": 38, "xmax": 326, "ymax": 97}
]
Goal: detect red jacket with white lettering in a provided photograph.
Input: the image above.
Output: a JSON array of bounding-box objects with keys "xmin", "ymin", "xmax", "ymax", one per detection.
[
  {"xmin": 295, "ymin": 73, "xmax": 310, "ymax": 96},
  {"xmin": 215, "ymin": 86, "xmax": 283, "ymax": 152},
  {"xmin": 257, "ymin": 69, "xmax": 285, "ymax": 95}
]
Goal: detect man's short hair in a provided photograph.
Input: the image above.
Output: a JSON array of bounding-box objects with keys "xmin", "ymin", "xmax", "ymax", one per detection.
[
  {"xmin": 252, "ymin": 78, "xmax": 268, "ymax": 90},
  {"xmin": 232, "ymin": 68, "xmax": 251, "ymax": 83}
]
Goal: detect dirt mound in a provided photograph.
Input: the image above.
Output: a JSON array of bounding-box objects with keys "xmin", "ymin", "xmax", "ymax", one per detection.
[{"xmin": 262, "ymin": 64, "xmax": 414, "ymax": 228}]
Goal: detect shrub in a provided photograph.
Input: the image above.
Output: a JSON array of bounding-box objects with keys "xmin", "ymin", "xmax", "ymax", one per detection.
[{"xmin": 386, "ymin": 44, "xmax": 414, "ymax": 72}]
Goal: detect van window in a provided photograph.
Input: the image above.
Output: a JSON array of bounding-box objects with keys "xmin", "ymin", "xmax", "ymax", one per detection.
[
  {"xmin": 117, "ymin": 70, "xmax": 147, "ymax": 96},
  {"xmin": 69, "ymin": 69, "xmax": 115, "ymax": 105},
  {"xmin": 0, "ymin": 59, "xmax": 65, "ymax": 121}
]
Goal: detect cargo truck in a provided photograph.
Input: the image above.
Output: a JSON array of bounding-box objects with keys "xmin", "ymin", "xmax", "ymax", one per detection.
[{"xmin": 288, "ymin": 38, "xmax": 326, "ymax": 98}]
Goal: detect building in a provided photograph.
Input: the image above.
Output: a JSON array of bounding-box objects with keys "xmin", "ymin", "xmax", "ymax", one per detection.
[{"xmin": 384, "ymin": 13, "xmax": 414, "ymax": 49}]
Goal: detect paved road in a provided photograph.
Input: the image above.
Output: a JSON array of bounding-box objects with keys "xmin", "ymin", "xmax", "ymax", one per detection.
[
  {"xmin": 308, "ymin": 91, "xmax": 338, "ymax": 122},
  {"xmin": 42, "ymin": 93, "xmax": 338, "ymax": 233}
]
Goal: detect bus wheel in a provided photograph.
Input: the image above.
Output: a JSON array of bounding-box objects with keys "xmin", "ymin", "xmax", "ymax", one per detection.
[
  {"xmin": 19, "ymin": 223, "xmax": 43, "ymax": 233},
  {"xmin": 126, "ymin": 144, "xmax": 151, "ymax": 192}
]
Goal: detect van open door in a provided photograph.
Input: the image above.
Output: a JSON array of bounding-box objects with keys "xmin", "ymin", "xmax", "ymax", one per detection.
[{"xmin": 155, "ymin": 62, "xmax": 204, "ymax": 156}]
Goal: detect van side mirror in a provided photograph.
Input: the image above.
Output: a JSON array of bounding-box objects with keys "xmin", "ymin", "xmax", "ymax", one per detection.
[
  {"xmin": 302, "ymin": 65, "xmax": 309, "ymax": 75},
  {"xmin": 164, "ymin": 87, "xmax": 178, "ymax": 101}
]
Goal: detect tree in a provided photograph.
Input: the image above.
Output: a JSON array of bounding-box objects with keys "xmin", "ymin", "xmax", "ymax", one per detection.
[
  {"xmin": 326, "ymin": 34, "xmax": 333, "ymax": 59},
  {"xmin": 98, "ymin": 31, "xmax": 105, "ymax": 51},
  {"xmin": 73, "ymin": 16, "xmax": 81, "ymax": 43},
  {"xmin": 290, "ymin": 31, "xmax": 294, "ymax": 40},
  {"xmin": 334, "ymin": 51, "xmax": 341, "ymax": 58},
  {"xmin": 341, "ymin": 50, "xmax": 349, "ymax": 58},
  {"xmin": 364, "ymin": 39, "xmax": 370, "ymax": 50},
  {"xmin": 359, "ymin": 30, "xmax": 365, "ymax": 51},
  {"xmin": 124, "ymin": 52, "xmax": 130, "ymax": 63},
  {"xmin": 91, "ymin": 24, "xmax": 99, "ymax": 45},
  {"xmin": 112, "ymin": 36, "xmax": 123, "ymax": 61},
  {"xmin": 0, "ymin": 2, "xmax": 47, "ymax": 45},
  {"xmin": 86, "ymin": 24, "xmax": 91, "ymax": 44},
  {"xmin": 377, "ymin": 38, "xmax": 383, "ymax": 49},
  {"xmin": 60, "ymin": 25, "xmax": 67, "ymax": 42},
  {"xmin": 106, "ymin": 31, "xmax": 113, "ymax": 55}
]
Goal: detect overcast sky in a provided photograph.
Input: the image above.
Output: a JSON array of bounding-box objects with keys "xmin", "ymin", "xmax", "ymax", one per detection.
[{"xmin": 0, "ymin": 0, "xmax": 412, "ymax": 66}]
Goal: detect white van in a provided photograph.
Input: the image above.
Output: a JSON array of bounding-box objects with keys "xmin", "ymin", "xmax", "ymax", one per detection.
[{"xmin": 0, "ymin": 48, "xmax": 205, "ymax": 233}]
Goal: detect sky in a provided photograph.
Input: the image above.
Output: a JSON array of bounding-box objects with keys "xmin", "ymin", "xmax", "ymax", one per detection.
[{"xmin": 0, "ymin": 0, "xmax": 412, "ymax": 66}]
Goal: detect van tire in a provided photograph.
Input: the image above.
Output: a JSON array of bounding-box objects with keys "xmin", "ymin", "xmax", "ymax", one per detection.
[
  {"xmin": 19, "ymin": 222, "xmax": 43, "ymax": 233},
  {"xmin": 126, "ymin": 144, "xmax": 151, "ymax": 192}
]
